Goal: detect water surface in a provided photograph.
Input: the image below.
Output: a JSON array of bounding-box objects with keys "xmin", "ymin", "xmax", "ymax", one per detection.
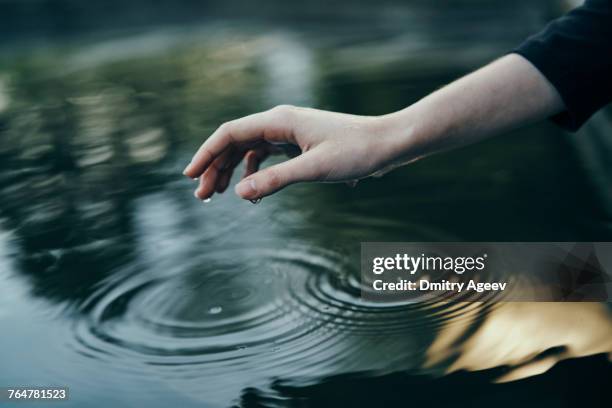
[{"xmin": 0, "ymin": 2, "xmax": 611, "ymax": 407}]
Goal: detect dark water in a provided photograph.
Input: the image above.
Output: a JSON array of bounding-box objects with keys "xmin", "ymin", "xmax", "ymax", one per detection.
[{"xmin": 1, "ymin": 1, "xmax": 611, "ymax": 407}]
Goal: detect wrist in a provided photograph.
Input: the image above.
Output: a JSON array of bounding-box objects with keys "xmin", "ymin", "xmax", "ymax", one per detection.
[{"xmin": 374, "ymin": 107, "xmax": 432, "ymax": 167}]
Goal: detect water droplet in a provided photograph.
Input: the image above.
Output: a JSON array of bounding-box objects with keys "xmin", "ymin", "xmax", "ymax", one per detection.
[
  {"xmin": 208, "ymin": 306, "xmax": 222, "ymax": 314},
  {"xmin": 203, "ymin": 198, "xmax": 211, "ymax": 203},
  {"xmin": 250, "ymin": 198, "xmax": 262, "ymax": 204}
]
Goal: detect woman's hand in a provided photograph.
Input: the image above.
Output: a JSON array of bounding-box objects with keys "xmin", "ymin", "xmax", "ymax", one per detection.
[
  {"xmin": 183, "ymin": 105, "xmax": 404, "ymax": 201},
  {"xmin": 183, "ymin": 55, "xmax": 565, "ymax": 202}
]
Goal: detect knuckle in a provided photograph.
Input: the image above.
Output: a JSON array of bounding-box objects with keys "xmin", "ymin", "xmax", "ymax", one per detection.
[
  {"xmin": 271, "ymin": 104, "xmax": 296, "ymax": 120},
  {"xmin": 218, "ymin": 122, "xmax": 229, "ymax": 132},
  {"xmin": 265, "ymin": 168, "xmax": 283, "ymax": 190},
  {"xmin": 218, "ymin": 120, "xmax": 239, "ymax": 143},
  {"xmin": 218, "ymin": 120, "xmax": 235, "ymax": 134}
]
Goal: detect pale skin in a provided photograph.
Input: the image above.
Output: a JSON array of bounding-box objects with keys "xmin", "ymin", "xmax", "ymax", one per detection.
[{"xmin": 183, "ymin": 54, "xmax": 565, "ymax": 201}]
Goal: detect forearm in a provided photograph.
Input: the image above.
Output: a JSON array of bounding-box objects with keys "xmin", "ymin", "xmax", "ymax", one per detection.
[{"xmin": 380, "ymin": 54, "xmax": 565, "ymax": 164}]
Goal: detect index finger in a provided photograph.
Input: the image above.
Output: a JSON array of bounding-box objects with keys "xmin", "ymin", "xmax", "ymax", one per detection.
[{"xmin": 182, "ymin": 106, "xmax": 297, "ymax": 178}]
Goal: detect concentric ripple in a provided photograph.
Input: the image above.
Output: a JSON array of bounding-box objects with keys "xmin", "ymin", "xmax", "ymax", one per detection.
[{"xmin": 68, "ymin": 244, "xmax": 509, "ymax": 404}]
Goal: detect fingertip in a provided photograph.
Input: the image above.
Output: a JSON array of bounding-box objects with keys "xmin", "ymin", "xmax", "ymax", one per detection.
[
  {"xmin": 235, "ymin": 178, "xmax": 257, "ymax": 199},
  {"xmin": 195, "ymin": 189, "xmax": 215, "ymax": 202},
  {"xmin": 184, "ymin": 168, "xmax": 199, "ymax": 179},
  {"xmin": 194, "ymin": 186, "xmax": 211, "ymax": 199},
  {"xmin": 183, "ymin": 159, "xmax": 198, "ymax": 176}
]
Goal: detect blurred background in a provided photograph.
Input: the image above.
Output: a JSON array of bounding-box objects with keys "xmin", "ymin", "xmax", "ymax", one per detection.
[{"xmin": 0, "ymin": 1, "xmax": 610, "ymax": 407}]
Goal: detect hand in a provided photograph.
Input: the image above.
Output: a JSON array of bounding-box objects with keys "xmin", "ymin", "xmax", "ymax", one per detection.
[
  {"xmin": 183, "ymin": 105, "xmax": 401, "ymax": 201},
  {"xmin": 183, "ymin": 55, "xmax": 565, "ymax": 202}
]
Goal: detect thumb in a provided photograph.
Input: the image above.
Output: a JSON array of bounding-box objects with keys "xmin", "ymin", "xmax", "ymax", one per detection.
[{"xmin": 235, "ymin": 150, "xmax": 320, "ymax": 200}]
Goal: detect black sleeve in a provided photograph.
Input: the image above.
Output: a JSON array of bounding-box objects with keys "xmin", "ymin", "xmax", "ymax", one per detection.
[{"xmin": 513, "ymin": 0, "xmax": 612, "ymax": 131}]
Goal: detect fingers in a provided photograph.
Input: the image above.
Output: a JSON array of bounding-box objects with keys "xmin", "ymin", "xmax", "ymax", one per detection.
[
  {"xmin": 194, "ymin": 147, "xmax": 234, "ymax": 199},
  {"xmin": 215, "ymin": 171, "xmax": 233, "ymax": 193},
  {"xmin": 183, "ymin": 105, "xmax": 297, "ymax": 179},
  {"xmin": 194, "ymin": 160, "xmax": 221, "ymax": 200},
  {"xmin": 243, "ymin": 148, "xmax": 270, "ymax": 179},
  {"xmin": 234, "ymin": 149, "xmax": 321, "ymax": 200},
  {"xmin": 214, "ymin": 149, "xmax": 248, "ymax": 193},
  {"xmin": 192, "ymin": 143, "xmax": 292, "ymax": 200}
]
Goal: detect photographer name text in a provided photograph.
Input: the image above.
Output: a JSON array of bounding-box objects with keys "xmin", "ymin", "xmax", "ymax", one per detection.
[{"xmin": 370, "ymin": 253, "xmax": 507, "ymax": 293}]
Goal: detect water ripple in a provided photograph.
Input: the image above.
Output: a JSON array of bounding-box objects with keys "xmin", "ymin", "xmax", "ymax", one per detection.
[{"xmin": 65, "ymin": 244, "xmax": 501, "ymax": 404}]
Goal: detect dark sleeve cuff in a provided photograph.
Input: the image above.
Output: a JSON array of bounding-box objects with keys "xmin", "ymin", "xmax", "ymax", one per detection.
[
  {"xmin": 511, "ymin": 0, "xmax": 612, "ymax": 132},
  {"xmin": 512, "ymin": 43, "xmax": 586, "ymax": 132}
]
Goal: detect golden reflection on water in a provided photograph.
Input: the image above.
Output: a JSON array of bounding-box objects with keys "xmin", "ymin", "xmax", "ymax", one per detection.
[{"xmin": 425, "ymin": 302, "xmax": 612, "ymax": 382}]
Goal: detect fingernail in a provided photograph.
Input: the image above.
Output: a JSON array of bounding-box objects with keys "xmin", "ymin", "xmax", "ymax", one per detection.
[
  {"xmin": 194, "ymin": 189, "xmax": 201, "ymax": 199},
  {"xmin": 235, "ymin": 179, "xmax": 256, "ymax": 198},
  {"xmin": 182, "ymin": 163, "xmax": 192, "ymax": 175}
]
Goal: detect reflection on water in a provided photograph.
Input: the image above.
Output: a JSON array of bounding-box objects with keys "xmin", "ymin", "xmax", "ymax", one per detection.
[
  {"xmin": 426, "ymin": 303, "xmax": 612, "ymax": 383},
  {"xmin": 0, "ymin": 1, "xmax": 611, "ymax": 407}
]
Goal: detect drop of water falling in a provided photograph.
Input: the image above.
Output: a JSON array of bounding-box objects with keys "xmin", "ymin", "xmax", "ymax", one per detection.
[
  {"xmin": 208, "ymin": 306, "xmax": 222, "ymax": 314},
  {"xmin": 203, "ymin": 198, "xmax": 211, "ymax": 203},
  {"xmin": 250, "ymin": 198, "xmax": 262, "ymax": 204}
]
